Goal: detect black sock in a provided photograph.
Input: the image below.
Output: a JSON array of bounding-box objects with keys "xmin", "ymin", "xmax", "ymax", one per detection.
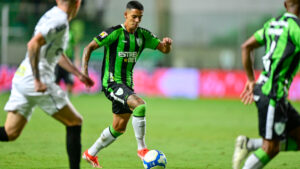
[
  {"xmin": 0, "ymin": 127, "xmax": 9, "ymax": 141},
  {"xmin": 66, "ymin": 126, "xmax": 81, "ymax": 169}
]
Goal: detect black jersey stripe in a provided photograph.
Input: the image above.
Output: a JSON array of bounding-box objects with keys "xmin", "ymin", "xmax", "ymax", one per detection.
[
  {"xmin": 101, "ymin": 47, "xmax": 107, "ymax": 83},
  {"xmin": 284, "ymin": 35, "xmax": 299, "ymax": 81},
  {"xmin": 109, "ymin": 37, "xmax": 120, "ymax": 79},
  {"xmin": 121, "ymin": 30, "xmax": 130, "ymax": 84}
]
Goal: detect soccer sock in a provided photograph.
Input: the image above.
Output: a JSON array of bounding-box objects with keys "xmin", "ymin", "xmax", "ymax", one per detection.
[
  {"xmin": 247, "ymin": 138, "xmax": 263, "ymax": 151},
  {"xmin": 132, "ymin": 104, "xmax": 147, "ymax": 150},
  {"xmin": 88, "ymin": 126, "xmax": 122, "ymax": 156},
  {"xmin": 242, "ymin": 148, "xmax": 270, "ymax": 169},
  {"xmin": 280, "ymin": 137, "xmax": 298, "ymax": 151},
  {"xmin": 0, "ymin": 127, "xmax": 9, "ymax": 141},
  {"xmin": 66, "ymin": 126, "xmax": 81, "ymax": 169}
]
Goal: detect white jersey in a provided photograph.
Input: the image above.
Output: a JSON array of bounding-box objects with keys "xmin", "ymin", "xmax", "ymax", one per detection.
[{"xmin": 13, "ymin": 6, "xmax": 69, "ymax": 96}]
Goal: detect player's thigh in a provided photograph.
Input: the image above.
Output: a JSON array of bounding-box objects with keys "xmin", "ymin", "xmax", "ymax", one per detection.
[
  {"xmin": 37, "ymin": 84, "xmax": 82, "ymax": 126},
  {"xmin": 112, "ymin": 113, "xmax": 131, "ymax": 132},
  {"xmin": 262, "ymin": 138, "xmax": 280, "ymax": 158},
  {"xmin": 52, "ymin": 103, "xmax": 83, "ymax": 126},
  {"xmin": 127, "ymin": 94, "xmax": 145, "ymax": 110},
  {"xmin": 4, "ymin": 112, "xmax": 27, "ymax": 140}
]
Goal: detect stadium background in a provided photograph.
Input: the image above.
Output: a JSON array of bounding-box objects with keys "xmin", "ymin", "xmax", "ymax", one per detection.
[{"xmin": 1, "ymin": 0, "xmax": 300, "ymax": 169}]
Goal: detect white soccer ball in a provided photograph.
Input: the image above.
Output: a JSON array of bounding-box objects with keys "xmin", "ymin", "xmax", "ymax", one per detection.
[{"xmin": 143, "ymin": 150, "xmax": 167, "ymax": 169}]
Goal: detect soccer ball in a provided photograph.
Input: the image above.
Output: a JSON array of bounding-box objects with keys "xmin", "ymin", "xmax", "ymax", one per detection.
[{"xmin": 143, "ymin": 150, "xmax": 167, "ymax": 169}]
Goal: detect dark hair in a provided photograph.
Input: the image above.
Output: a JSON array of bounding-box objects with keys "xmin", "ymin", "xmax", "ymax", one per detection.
[{"xmin": 126, "ymin": 1, "xmax": 144, "ymax": 10}]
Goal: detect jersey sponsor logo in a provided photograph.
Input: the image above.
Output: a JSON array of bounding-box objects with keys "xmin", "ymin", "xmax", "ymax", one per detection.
[
  {"xmin": 99, "ymin": 31, "xmax": 108, "ymax": 38},
  {"xmin": 274, "ymin": 122, "xmax": 285, "ymax": 135},
  {"xmin": 118, "ymin": 52, "xmax": 138, "ymax": 62}
]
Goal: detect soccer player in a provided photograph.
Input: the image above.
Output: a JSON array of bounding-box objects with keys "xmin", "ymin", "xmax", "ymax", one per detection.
[
  {"xmin": 0, "ymin": 0, "xmax": 94, "ymax": 169},
  {"xmin": 81, "ymin": 1, "xmax": 172, "ymax": 168},
  {"xmin": 232, "ymin": 0, "xmax": 300, "ymax": 168}
]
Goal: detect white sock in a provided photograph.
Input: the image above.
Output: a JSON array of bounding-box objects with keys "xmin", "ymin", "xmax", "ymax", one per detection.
[
  {"xmin": 247, "ymin": 138, "xmax": 263, "ymax": 151},
  {"xmin": 242, "ymin": 154, "xmax": 264, "ymax": 169},
  {"xmin": 88, "ymin": 127, "xmax": 116, "ymax": 156},
  {"xmin": 132, "ymin": 116, "xmax": 147, "ymax": 150}
]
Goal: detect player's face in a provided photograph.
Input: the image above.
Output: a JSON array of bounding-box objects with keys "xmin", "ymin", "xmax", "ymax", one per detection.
[{"xmin": 124, "ymin": 9, "xmax": 143, "ymax": 32}]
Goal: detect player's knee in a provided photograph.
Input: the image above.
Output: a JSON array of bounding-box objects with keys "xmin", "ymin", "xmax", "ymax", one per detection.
[
  {"xmin": 7, "ymin": 130, "xmax": 21, "ymax": 141},
  {"xmin": 133, "ymin": 104, "xmax": 146, "ymax": 117},
  {"xmin": 65, "ymin": 115, "xmax": 83, "ymax": 126},
  {"xmin": 262, "ymin": 141, "xmax": 280, "ymax": 157}
]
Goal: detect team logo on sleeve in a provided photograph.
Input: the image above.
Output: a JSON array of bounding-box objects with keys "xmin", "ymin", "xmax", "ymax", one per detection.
[{"xmin": 99, "ymin": 31, "xmax": 108, "ymax": 38}]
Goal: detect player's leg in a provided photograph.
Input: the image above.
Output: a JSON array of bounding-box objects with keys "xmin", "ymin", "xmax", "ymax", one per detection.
[
  {"xmin": 127, "ymin": 94, "xmax": 148, "ymax": 159},
  {"xmin": 83, "ymin": 113, "xmax": 130, "ymax": 168},
  {"xmin": 241, "ymin": 85, "xmax": 282, "ymax": 169},
  {"xmin": 242, "ymin": 139, "xmax": 279, "ymax": 169},
  {"xmin": 1, "ymin": 85, "xmax": 33, "ymax": 141},
  {"xmin": 233, "ymin": 135, "xmax": 263, "ymax": 169},
  {"xmin": 37, "ymin": 83, "xmax": 82, "ymax": 169},
  {"xmin": 87, "ymin": 113, "xmax": 131, "ymax": 156},
  {"xmin": 52, "ymin": 103, "xmax": 83, "ymax": 169},
  {"xmin": 0, "ymin": 112, "xmax": 27, "ymax": 141}
]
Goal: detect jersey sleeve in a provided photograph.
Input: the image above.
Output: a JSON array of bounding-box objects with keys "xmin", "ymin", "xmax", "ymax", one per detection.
[
  {"xmin": 94, "ymin": 27, "xmax": 118, "ymax": 47},
  {"xmin": 141, "ymin": 28, "xmax": 160, "ymax": 50},
  {"xmin": 289, "ymin": 19, "xmax": 300, "ymax": 47},
  {"xmin": 253, "ymin": 28, "xmax": 265, "ymax": 45},
  {"xmin": 35, "ymin": 18, "xmax": 67, "ymax": 43}
]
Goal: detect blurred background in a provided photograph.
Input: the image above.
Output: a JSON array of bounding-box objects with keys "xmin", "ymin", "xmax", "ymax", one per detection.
[{"xmin": 1, "ymin": 0, "xmax": 300, "ymax": 99}]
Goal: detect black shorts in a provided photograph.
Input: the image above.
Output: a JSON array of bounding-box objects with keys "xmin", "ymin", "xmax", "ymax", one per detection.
[
  {"xmin": 253, "ymin": 84, "xmax": 300, "ymax": 140},
  {"xmin": 103, "ymin": 82, "xmax": 135, "ymax": 114},
  {"xmin": 55, "ymin": 65, "xmax": 73, "ymax": 85}
]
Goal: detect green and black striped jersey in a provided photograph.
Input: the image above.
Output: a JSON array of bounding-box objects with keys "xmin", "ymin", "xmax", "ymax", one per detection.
[
  {"xmin": 254, "ymin": 12, "xmax": 300, "ymax": 100},
  {"xmin": 94, "ymin": 24, "xmax": 160, "ymax": 90}
]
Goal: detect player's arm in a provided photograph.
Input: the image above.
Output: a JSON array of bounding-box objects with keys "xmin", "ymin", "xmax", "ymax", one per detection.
[
  {"xmin": 58, "ymin": 54, "xmax": 94, "ymax": 88},
  {"xmin": 81, "ymin": 40, "xmax": 100, "ymax": 76},
  {"xmin": 156, "ymin": 37, "xmax": 173, "ymax": 54},
  {"xmin": 27, "ymin": 32, "xmax": 47, "ymax": 92},
  {"xmin": 240, "ymin": 35, "xmax": 262, "ymax": 104}
]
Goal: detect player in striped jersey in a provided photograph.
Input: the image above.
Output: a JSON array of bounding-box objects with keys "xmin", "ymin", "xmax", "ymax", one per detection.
[
  {"xmin": 233, "ymin": 0, "xmax": 300, "ymax": 169},
  {"xmin": 81, "ymin": 1, "xmax": 172, "ymax": 168}
]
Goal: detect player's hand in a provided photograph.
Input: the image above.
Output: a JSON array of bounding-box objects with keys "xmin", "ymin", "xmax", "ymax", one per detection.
[
  {"xmin": 240, "ymin": 80, "xmax": 255, "ymax": 104},
  {"xmin": 81, "ymin": 68, "xmax": 89, "ymax": 77},
  {"xmin": 78, "ymin": 74, "xmax": 94, "ymax": 88},
  {"xmin": 34, "ymin": 79, "xmax": 47, "ymax": 92},
  {"xmin": 162, "ymin": 37, "xmax": 172, "ymax": 47}
]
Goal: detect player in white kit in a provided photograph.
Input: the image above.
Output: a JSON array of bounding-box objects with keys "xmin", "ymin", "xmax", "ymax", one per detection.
[{"xmin": 0, "ymin": 0, "xmax": 93, "ymax": 169}]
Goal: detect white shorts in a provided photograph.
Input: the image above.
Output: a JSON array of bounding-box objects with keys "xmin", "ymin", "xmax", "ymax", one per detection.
[{"xmin": 4, "ymin": 83, "xmax": 69, "ymax": 120}]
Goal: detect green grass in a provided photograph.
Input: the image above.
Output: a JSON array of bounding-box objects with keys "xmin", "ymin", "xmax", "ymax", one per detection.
[{"xmin": 0, "ymin": 93, "xmax": 300, "ymax": 169}]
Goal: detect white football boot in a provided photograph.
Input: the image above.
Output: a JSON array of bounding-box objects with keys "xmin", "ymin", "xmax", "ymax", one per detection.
[{"xmin": 232, "ymin": 135, "xmax": 249, "ymax": 169}]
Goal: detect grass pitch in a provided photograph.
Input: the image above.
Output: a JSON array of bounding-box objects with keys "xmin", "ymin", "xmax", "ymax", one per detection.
[{"xmin": 0, "ymin": 93, "xmax": 300, "ymax": 169}]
